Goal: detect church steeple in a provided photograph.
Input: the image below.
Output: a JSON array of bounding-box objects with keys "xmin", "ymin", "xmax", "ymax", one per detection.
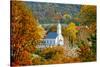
[
  {"xmin": 57, "ymin": 20, "xmax": 61, "ymax": 35},
  {"xmin": 57, "ymin": 20, "xmax": 64, "ymax": 45}
]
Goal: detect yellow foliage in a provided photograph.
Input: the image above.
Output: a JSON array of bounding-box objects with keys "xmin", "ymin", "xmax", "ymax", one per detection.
[{"xmin": 65, "ymin": 22, "xmax": 78, "ymax": 42}]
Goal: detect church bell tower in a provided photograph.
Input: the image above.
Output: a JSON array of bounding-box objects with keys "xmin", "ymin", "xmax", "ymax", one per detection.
[{"xmin": 57, "ymin": 20, "xmax": 64, "ymax": 45}]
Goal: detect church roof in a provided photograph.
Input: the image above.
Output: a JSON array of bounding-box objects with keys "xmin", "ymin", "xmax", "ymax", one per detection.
[{"xmin": 45, "ymin": 32, "xmax": 58, "ymax": 39}]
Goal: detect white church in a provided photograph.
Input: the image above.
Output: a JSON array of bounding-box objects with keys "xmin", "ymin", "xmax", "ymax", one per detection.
[{"xmin": 43, "ymin": 22, "xmax": 64, "ymax": 47}]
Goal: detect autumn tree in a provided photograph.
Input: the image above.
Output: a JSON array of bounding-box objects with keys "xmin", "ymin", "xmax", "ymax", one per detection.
[
  {"xmin": 78, "ymin": 43, "xmax": 96, "ymax": 62},
  {"xmin": 40, "ymin": 46, "xmax": 65, "ymax": 64},
  {"xmin": 80, "ymin": 5, "xmax": 96, "ymax": 25},
  {"xmin": 35, "ymin": 46, "xmax": 80, "ymax": 64},
  {"xmin": 63, "ymin": 22, "xmax": 78, "ymax": 46},
  {"xmin": 11, "ymin": 1, "xmax": 45, "ymax": 66},
  {"xmin": 79, "ymin": 5, "xmax": 96, "ymax": 61}
]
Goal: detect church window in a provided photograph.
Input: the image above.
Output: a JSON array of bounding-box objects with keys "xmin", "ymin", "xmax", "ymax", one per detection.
[
  {"xmin": 50, "ymin": 40, "xmax": 52, "ymax": 44},
  {"xmin": 49, "ymin": 40, "xmax": 51, "ymax": 45}
]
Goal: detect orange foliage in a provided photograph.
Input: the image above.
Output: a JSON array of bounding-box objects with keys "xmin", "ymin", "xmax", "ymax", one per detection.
[
  {"xmin": 11, "ymin": 1, "xmax": 45, "ymax": 66},
  {"xmin": 39, "ymin": 46, "xmax": 80, "ymax": 64}
]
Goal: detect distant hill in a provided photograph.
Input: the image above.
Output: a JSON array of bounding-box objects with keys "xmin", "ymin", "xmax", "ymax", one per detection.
[{"xmin": 25, "ymin": 1, "xmax": 81, "ymax": 24}]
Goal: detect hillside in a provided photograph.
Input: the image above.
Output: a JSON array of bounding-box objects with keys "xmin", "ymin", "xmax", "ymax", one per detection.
[{"xmin": 25, "ymin": 2, "xmax": 81, "ymax": 24}]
